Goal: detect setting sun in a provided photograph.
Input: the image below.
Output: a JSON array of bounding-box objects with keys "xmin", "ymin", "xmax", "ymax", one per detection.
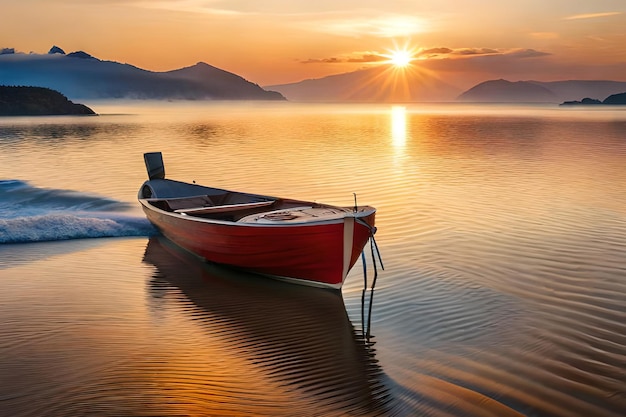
[
  {"xmin": 379, "ymin": 44, "xmax": 417, "ymax": 68},
  {"xmin": 390, "ymin": 50, "xmax": 412, "ymax": 67}
]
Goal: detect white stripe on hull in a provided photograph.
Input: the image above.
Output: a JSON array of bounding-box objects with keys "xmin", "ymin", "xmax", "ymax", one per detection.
[{"xmin": 341, "ymin": 216, "xmax": 355, "ymax": 283}]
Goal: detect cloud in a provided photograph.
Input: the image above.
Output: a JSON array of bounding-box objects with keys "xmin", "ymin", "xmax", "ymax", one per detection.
[
  {"xmin": 130, "ymin": 0, "xmax": 243, "ymax": 16},
  {"xmin": 347, "ymin": 54, "xmax": 386, "ymax": 63},
  {"xmin": 415, "ymin": 47, "xmax": 541, "ymax": 59},
  {"xmin": 416, "ymin": 47, "xmax": 549, "ymax": 59},
  {"xmin": 306, "ymin": 14, "xmax": 428, "ymax": 38},
  {"xmin": 300, "ymin": 57, "xmax": 343, "ymax": 64},
  {"xmin": 452, "ymin": 48, "xmax": 499, "ymax": 56},
  {"xmin": 506, "ymin": 49, "xmax": 551, "ymax": 58},
  {"xmin": 417, "ymin": 47, "xmax": 557, "ymax": 81},
  {"xmin": 419, "ymin": 47, "xmax": 453, "ymax": 56},
  {"xmin": 529, "ymin": 32, "xmax": 559, "ymax": 40},
  {"xmin": 300, "ymin": 53, "xmax": 385, "ymax": 64},
  {"xmin": 428, "ymin": 47, "xmax": 549, "ymax": 59},
  {"xmin": 300, "ymin": 47, "xmax": 551, "ymax": 66},
  {"xmin": 563, "ymin": 11, "xmax": 622, "ymax": 20}
]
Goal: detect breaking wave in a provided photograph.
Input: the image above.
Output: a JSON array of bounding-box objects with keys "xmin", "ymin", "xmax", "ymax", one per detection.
[{"xmin": 0, "ymin": 180, "xmax": 157, "ymax": 243}]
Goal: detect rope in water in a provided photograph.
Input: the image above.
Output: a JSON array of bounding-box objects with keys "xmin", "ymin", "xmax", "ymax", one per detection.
[{"xmin": 357, "ymin": 218, "xmax": 384, "ymax": 341}]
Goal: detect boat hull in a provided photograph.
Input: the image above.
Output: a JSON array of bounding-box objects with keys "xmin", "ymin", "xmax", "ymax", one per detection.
[{"xmin": 140, "ymin": 201, "xmax": 375, "ymax": 289}]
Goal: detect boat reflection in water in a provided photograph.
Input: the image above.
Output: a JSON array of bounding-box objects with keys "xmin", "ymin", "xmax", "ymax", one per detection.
[{"xmin": 143, "ymin": 236, "xmax": 392, "ymax": 416}]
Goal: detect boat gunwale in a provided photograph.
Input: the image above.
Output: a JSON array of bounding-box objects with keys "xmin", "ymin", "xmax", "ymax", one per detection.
[{"xmin": 139, "ymin": 198, "xmax": 376, "ymax": 228}]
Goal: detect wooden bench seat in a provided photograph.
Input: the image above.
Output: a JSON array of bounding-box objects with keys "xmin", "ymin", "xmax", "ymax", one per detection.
[{"xmin": 174, "ymin": 200, "xmax": 275, "ymax": 215}]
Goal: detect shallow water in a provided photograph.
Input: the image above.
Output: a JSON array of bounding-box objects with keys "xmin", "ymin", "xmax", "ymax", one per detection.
[{"xmin": 1, "ymin": 102, "xmax": 625, "ymax": 416}]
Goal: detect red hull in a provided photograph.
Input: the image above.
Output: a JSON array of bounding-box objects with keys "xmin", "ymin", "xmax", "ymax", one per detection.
[
  {"xmin": 138, "ymin": 152, "xmax": 376, "ymax": 289},
  {"xmin": 141, "ymin": 202, "xmax": 375, "ymax": 288}
]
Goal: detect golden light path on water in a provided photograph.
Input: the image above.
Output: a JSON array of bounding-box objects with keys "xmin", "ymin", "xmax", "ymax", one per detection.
[{"xmin": 391, "ymin": 105, "xmax": 407, "ymax": 148}]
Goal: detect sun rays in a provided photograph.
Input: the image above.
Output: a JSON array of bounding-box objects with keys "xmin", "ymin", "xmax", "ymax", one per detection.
[
  {"xmin": 379, "ymin": 45, "xmax": 418, "ymax": 69},
  {"xmin": 339, "ymin": 42, "xmax": 451, "ymax": 102},
  {"xmin": 337, "ymin": 59, "xmax": 449, "ymax": 103}
]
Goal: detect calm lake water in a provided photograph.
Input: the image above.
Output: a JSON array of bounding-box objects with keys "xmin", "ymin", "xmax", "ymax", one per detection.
[{"xmin": 1, "ymin": 102, "xmax": 625, "ymax": 416}]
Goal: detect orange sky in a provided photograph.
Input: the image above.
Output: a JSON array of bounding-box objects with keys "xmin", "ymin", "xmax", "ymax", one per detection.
[{"xmin": 2, "ymin": 1, "xmax": 626, "ymax": 89}]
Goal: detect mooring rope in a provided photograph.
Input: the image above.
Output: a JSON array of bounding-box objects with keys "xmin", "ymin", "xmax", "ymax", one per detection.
[
  {"xmin": 357, "ymin": 218, "xmax": 384, "ymax": 342},
  {"xmin": 356, "ymin": 218, "xmax": 384, "ymax": 291}
]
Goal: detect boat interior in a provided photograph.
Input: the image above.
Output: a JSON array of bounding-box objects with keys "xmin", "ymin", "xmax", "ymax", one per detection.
[
  {"xmin": 141, "ymin": 179, "xmax": 329, "ymax": 222},
  {"xmin": 139, "ymin": 153, "xmax": 364, "ymax": 223}
]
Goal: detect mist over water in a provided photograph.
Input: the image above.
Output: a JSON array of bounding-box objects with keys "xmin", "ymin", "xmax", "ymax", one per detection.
[{"xmin": 1, "ymin": 102, "xmax": 625, "ymax": 416}]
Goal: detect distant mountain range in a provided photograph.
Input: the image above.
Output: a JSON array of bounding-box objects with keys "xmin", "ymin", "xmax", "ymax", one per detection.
[
  {"xmin": 266, "ymin": 66, "xmax": 462, "ymax": 102},
  {"xmin": 2, "ymin": 46, "xmax": 625, "ymax": 104},
  {"xmin": 0, "ymin": 46, "xmax": 284, "ymax": 101},
  {"xmin": 268, "ymin": 72, "xmax": 626, "ymax": 104},
  {"xmin": 457, "ymin": 79, "xmax": 626, "ymax": 103}
]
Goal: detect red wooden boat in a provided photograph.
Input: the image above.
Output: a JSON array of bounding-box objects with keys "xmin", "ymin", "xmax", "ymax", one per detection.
[{"xmin": 138, "ymin": 152, "xmax": 377, "ymax": 289}]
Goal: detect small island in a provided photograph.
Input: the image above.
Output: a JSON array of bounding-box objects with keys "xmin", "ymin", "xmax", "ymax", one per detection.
[
  {"xmin": 0, "ymin": 86, "xmax": 96, "ymax": 116},
  {"xmin": 560, "ymin": 92, "xmax": 626, "ymax": 106}
]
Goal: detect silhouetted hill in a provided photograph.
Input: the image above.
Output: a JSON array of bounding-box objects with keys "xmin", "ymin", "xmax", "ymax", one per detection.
[
  {"xmin": 0, "ymin": 48, "xmax": 285, "ymax": 101},
  {"xmin": 560, "ymin": 98, "xmax": 602, "ymax": 106},
  {"xmin": 458, "ymin": 79, "xmax": 626, "ymax": 103},
  {"xmin": 458, "ymin": 80, "xmax": 558, "ymax": 102},
  {"xmin": 265, "ymin": 66, "xmax": 461, "ymax": 102},
  {"xmin": 164, "ymin": 62, "xmax": 284, "ymax": 100},
  {"xmin": 0, "ymin": 86, "xmax": 95, "ymax": 116},
  {"xmin": 561, "ymin": 91, "xmax": 626, "ymax": 106},
  {"xmin": 603, "ymin": 92, "xmax": 626, "ymax": 104},
  {"xmin": 48, "ymin": 45, "xmax": 65, "ymax": 55}
]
